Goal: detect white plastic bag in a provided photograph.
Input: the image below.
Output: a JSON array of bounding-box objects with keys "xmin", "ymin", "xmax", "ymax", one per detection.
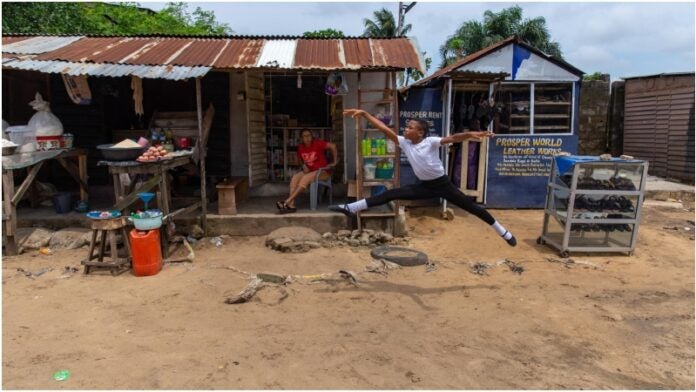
[
  {"xmin": 325, "ymin": 72, "xmax": 348, "ymax": 96},
  {"xmin": 28, "ymin": 93, "xmax": 63, "ymax": 136}
]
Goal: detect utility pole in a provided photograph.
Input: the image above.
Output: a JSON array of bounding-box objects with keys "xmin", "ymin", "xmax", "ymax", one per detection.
[{"xmin": 397, "ymin": 2, "xmax": 416, "ymax": 36}]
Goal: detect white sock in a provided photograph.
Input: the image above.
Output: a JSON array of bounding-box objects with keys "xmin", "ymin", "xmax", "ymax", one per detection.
[
  {"xmin": 491, "ymin": 221, "xmax": 513, "ymax": 239},
  {"xmin": 346, "ymin": 199, "xmax": 368, "ymax": 213}
]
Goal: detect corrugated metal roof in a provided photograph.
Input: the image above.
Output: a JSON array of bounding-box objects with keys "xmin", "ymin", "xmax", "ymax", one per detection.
[
  {"xmin": 256, "ymin": 39, "xmax": 296, "ymax": 68},
  {"xmin": 2, "ymin": 36, "xmax": 83, "ymax": 54},
  {"xmin": 2, "ymin": 35, "xmax": 423, "ymax": 79},
  {"xmin": 294, "ymin": 39, "xmax": 341, "ymax": 69},
  {"xmin": 2, "ymin": 58, "xmax": 209, "ymax": 80},
  {"xmin": 214, "ymin": 39, "xmax": 263, "ymax": 68},
  {"xmin": 409, "ymin": 35, "xmax": 582, "ymax": 88},
  {"xmin": 621, "ymin": 72, "xmax": 695, "ymax": 81},
  {"xmin": 2, "ymin": 36, "xmax": 31, "ymax": 45}
]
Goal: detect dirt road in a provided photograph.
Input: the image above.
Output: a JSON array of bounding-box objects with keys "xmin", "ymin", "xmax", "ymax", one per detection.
[{"xmin": 2, "ymin": 205, "xmax": 694, "ymax": 389}]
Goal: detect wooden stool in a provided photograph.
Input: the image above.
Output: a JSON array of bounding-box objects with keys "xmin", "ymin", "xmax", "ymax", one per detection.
[
  {"xmin": 82, "ymin": 217, "xmax": 131, "ymax": 276},
  {"xmin": 216, "ymin": 177, "xmax": 248, "ymax": 215}
]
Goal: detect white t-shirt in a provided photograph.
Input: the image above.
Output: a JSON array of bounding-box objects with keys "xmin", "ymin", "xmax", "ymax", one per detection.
[{"xmin": 397, "ymin": 136, "xmax": 445, "ymax": 180}]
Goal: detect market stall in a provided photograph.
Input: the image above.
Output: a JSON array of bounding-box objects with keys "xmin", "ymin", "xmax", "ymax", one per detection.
[
  {"xmin": 404, "ymin": 35, "xmax": 584, "ymax": 208},
  {"xmin": 2, "ymin": 148, "xmax": 89, "ymax": 255}
]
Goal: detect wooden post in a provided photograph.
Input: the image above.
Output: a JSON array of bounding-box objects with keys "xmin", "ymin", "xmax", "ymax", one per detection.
[
  {"xmin": 196, "ymin": 77, "xmax": 208, "ymax": 233},
  {"xmin": 78, "ymin": 152, "xmax": 88, "ymax": 202},
  {"xmin": 3, "ymin": 170, "xmax": 17, "ymax": 255}
]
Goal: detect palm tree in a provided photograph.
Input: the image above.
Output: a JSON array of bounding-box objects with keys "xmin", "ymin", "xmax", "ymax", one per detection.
[
  {"xmin": 439, "ymin": 5, "xmax": 562, "ymax": 68},
  {"xmin": 362, "ymin": 8, "xmax": 412, "ymax": 37}
]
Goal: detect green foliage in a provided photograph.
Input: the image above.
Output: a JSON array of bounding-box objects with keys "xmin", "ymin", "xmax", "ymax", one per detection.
[
  {"xmin": 583, "ymin": 72, "xmax": 606, "ymax": 81},
  {"xmin": 402, "ymin": 52, "xmax": 432, "ymax": 86},
  {"xmin": 302, "ymin": 29, "xmax": 345, "ymax": 39},
  {"xmin": 2, "ymin": 2, "xmax": 232, "ymax": 35},
  {"xmin": 439, "ymin": 5, "xmax": 562, "ymax": 68},
  {"xmin": 362, "ymin": 8, "xmax": 411, "ymax": 37}
]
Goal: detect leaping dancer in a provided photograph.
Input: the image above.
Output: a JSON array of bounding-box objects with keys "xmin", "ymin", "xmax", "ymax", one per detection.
[{"xmin": 329, "ymin": 109, "xmax": 517, "ymax": 247}]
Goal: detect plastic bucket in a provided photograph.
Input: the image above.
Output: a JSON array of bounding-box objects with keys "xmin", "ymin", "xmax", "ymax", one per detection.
[
  {"xmin": 130, "ymin": 229, "xmax": 162, "ymax": 277},
  {"xmin": 52, "ymin": 192, "xmax": 73, "ymax": 214},
  {"xmin": 375, "ymin": 167, "xmax": 394, "ymax": 179}
]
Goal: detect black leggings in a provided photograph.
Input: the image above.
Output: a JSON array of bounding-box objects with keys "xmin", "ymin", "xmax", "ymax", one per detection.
[{"xmin": 365, "ymin": 175, "xmax": 496, "ymax": 225}]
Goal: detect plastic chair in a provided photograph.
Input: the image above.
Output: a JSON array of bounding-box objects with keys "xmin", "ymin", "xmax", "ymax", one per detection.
[{"xmin": 310, "ymin": 166, "xmax": 332, "ymax": 210}]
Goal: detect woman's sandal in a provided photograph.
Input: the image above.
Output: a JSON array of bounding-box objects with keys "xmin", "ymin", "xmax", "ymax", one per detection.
[
  {"xmin": 277, "ymin": 202, "xmax": 297, "ymax": 214},
  {"xmin": 276, "ymin": 201, "xmax": 285, "ymax": 210}
]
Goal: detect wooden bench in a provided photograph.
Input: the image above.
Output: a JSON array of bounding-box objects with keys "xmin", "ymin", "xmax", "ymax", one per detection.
[{"xmin": 216, "ymin": 177, "xmax": 248, "ymax": 215}]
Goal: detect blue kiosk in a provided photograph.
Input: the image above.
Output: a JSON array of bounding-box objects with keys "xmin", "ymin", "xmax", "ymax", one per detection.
[{"xmin": 400, "ymin": 36, "xmax": 584, "ymax": 208}]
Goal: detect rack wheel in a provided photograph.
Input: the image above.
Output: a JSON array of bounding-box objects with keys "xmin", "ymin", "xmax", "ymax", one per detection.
[
  {"xmin": 627, "ymin": 251, "xmax": 634, "ymax": 256},
  {"xmin": 536, "ymin": 236, "xmax": 546, "ymax": 245},
  {"xmin": 560, "ymin": 250, "xmax": 570, "ymax": 258},
  {"xmin": 83, "ymin": 266, "xmax": 90, "ymax": 275}
]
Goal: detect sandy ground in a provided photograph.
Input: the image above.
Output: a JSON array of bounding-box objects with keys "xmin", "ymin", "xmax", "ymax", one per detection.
[{"xmin": 2, "ymin": 205, "xmax": 694, "ymax": 389}]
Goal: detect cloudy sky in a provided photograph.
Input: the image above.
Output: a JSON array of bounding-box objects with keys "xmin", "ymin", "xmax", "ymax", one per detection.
[{"xmin": 142, "ymin": 1, "xmax": 695, "ymax": 82}]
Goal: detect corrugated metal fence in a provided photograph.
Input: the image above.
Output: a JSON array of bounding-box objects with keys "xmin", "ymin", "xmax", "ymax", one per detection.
[{"xmin": 623, "ymin": 73, "xmax": 694, "ymax": 182}]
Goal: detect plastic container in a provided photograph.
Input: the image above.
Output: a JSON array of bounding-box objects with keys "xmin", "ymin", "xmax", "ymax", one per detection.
[
  {"xmin": 130, "ymin": 229, "xmax": 162, "ymax": 276},
  {"xmin": 6, "ymin": 126, "xmax": 36, "ymax": 153},
  {"xmin": 128, "ymin": 210, "xmax": 163, "ymax": 230},
  {"xmin": 36, "ymin": 135, "xmax": 62, "ymax": 151},
  {"xmin": 52, "ymin": 192, "xmax": 73, "ymax": 214},
  {"xmin": 363, "ymin": 162, "xmax": 377, "ymax": 180},
  {"xmin": 60, "ymin": 133, "xmax": 74, "ymax": 148},
  {"xmin": 375, "ymin": 167, "xmax": 394, "ymax": 179}
]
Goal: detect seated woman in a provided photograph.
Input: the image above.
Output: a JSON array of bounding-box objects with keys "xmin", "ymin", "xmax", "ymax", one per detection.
[{"xmin": 277, "ymin": 128, "xmax": 338, "ymax": 213}]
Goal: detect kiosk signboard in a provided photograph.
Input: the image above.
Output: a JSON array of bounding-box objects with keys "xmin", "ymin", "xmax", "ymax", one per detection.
[
  {"xmin": 485, "ymin": 134, "xmax": 578, "ymax": 208},
  {"xmin": 397, "ymin": 87, "xmax": 444, "ymax": 186}
]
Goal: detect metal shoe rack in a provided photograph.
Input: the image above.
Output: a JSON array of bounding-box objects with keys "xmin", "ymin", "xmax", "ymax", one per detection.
[{"xmin": 538, "ymin": 156, "xmax": 649, "ymax": 257}]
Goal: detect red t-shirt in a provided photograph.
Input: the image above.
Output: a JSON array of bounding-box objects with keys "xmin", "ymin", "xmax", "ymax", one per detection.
[{"xmin": 297, "ymin": 140, "xmax": 329, "ymax": 171}]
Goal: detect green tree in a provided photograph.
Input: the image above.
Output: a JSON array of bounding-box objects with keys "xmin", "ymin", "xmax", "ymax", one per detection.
[
  {"xmin": 583, "ymin": 72, "xmax": 607, "ymax": 81},
  {"xmin": 2, "ymin": 2, "xmax": 232, "ymax": 35},
  {"xmin": 362, "ymin": 8, "xmax": 411, "ymax": 37},
  {"xmin": 302, "ymin": 28, "xmax": 345, "ymax": 38},
  {"xmin": 402, "ymin": 52, "xmax": 432, "ymax": 86},
  {"xmin": 439, "ymin": 5, "xmax": 562, "ymax": 68}
]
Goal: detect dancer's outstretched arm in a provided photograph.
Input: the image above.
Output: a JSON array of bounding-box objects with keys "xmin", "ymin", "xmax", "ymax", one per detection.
[
  {"xmin": 343, "ymin": 108, "xmax": 398, "ymax": 144},
  {"xmin": 441, "ymin": 130, "xmax": 495, "ymax": 145}
]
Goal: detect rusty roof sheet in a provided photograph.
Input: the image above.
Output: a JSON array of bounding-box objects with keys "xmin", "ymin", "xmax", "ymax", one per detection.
[
  {"xmin": 294, "ymin": 39, "xmax": 341, "ymax": 69},
  {"xmin": 2, "ymin": 36, "xmax": 31, "ymax": 45},
  {"xmin": 3, "ymin": 35, "xmax": 424, "ymax": 79},
  {"xmin": 342, "ymin": 39, "xmax": 373, "ymax": 69},
  {"xmin": 35, "ymin": 37, "xmax": 123, "ymax": 61},
  {"xmin": 214, "ymin": 39, "xmax": 263, "ymax": 68}
]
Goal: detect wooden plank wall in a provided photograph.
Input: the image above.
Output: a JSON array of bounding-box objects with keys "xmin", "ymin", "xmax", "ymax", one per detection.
[
  {"xmin": 623, "ymin": 74, "xmax": 694, "ymax": 182},
  {"xmin": 245, "ymin": 72, "xmax": 267, "ymax": 186}
]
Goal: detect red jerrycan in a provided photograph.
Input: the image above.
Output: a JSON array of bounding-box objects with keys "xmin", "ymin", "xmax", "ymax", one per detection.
[{"xmin": 129, "ymin": 229, "xmax": 162, "ymax": 276}]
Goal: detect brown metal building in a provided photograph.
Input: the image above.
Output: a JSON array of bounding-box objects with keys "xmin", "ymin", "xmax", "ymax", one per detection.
[{"xmin": 622, "ymin": 72, "xmax": 694, "ymax": 182}]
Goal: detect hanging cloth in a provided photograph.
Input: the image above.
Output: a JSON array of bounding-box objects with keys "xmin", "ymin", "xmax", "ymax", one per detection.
[
  {"xmin": 130, "ymin": 76, "xmax": 144, "ymax": 116},
  {"xmin": 61, "ymin": 74, "xmax": 92, "ymax": 105}
]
